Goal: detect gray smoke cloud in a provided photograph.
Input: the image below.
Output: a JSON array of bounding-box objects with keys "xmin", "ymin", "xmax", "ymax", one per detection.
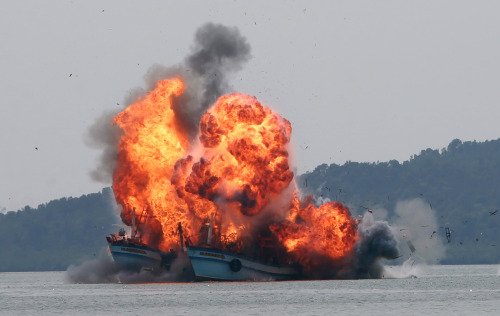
[
  {"xmin": 65, "ymin": 249, "xmax": 194, "ymax": 284},
  {"xmin": 85, "ymin": 111, "xmax": 122, "ymax": 183},
  {"xmin": 357, "ymin": 198, "xmax": 447, "ymax": 279},
  {"xmin": 86, "ymin": 23, "xmax": 251, "ymax": 184},
  {"xmin": 351, "ymin": 212, "xmax": 400, "ymax": 278},
  {"xmin": 392, "ymin": 198, "xmax": 447, "ymax": 264},
  {"xmin": 187, "ymin": 23, "xmax": 251, "ymax": 110},
  {"xmin": 65, "ymin": 248, "xmax": 119, "ymax": 283}
]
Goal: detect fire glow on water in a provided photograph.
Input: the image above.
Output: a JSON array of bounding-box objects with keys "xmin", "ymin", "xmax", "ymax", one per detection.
[{"xmin": 111, "ymin": 77, "xmax": 359, "ymax": 278}]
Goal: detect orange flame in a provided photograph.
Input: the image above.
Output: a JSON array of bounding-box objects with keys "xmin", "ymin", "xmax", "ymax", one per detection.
[
  {"xmin": 112, "ymin": 78, "xmax": 191, "ymax": 250},
  {"xmin": 271, "ymin": 194, "xmax": 358, "ymax": 274},
  {"xmin": 111, "ymin": 77, "xmax": 359, "ymax": 273}
]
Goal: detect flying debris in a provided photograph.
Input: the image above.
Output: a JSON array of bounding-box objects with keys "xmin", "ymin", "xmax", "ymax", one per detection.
[
  {"xmin": 360, "ymin": 206, "xmax": 373, "ymax": 214},
  {"xmin": 407, "ymin": 240, "xmax": 416, "ymax": 253},
  {"xmin": 430, "ymin": 231, "xmax": 436, "ymax": 239}
]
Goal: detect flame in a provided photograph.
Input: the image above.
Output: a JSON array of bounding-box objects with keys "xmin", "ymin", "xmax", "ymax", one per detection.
[
  {"xmin": 111, "ymin": 77, "xmax": 359, "ymax": 275},
  {"xmin": 185, "ymin": 93, "xmax": 293, "ymax": 213},
  {"xmin": 112, "ymin": 78, "xmax": 191, "ymax": 250},
  {"xmin": 271, "ymin": 195, "xmax": 358, "ymax": 274}
]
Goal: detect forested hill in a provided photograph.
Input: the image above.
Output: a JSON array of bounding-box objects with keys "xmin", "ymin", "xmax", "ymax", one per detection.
[
  {"xmin": 297, "ymin": 138, "xmax": 500, "ymax": 264},
  {"xmin": 1, "ymin": 139, "xmax": 499, "ymax": 271},
  {"xmin": 0, "ymin": 188, "xmax": 120, "ymax": 271}
]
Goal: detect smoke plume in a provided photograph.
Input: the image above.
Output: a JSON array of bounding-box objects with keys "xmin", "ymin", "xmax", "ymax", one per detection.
[{"xmin": 187, "ymin": 23, "xmax": 251, "ymax": 110}]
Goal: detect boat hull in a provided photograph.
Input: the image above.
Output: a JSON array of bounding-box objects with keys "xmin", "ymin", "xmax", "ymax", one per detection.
[
  {"xmin": 187, "ymin": 247, "xmax": 298, "ymax": 281},
  {"xmin": 108, "ymin": 242, "xmax": 163, "ymax": 273}
]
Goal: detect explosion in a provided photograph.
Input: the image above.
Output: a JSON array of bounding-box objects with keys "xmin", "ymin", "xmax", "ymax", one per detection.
[
  {"xmin": 110, "ymin": 74, "xmax": 360, "ymax": 278},
  {"xmin": 112, "ymin": 78, "xmax": 191, "ymax": 250},
  {"xmin": 90, "ymin": 23, "xmax": 400, "ymax": 281}
]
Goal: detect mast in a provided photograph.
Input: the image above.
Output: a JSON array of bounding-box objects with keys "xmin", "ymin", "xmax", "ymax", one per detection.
[
  {"xmin": 178, "ymin": 222, "xmax": 184, "ymax": 252},
  {"xmin": 207, "ymin": 213, "xmax": 214, "ymax": 245},
  {"xmin": 131, "ymin": 207, "xmax": 136, "ymax": 239}
]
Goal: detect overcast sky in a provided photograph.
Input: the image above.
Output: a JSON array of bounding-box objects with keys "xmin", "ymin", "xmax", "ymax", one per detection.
[{"xmin": 1, "ymin": 1, "xmax": 499, "ymax": 212}]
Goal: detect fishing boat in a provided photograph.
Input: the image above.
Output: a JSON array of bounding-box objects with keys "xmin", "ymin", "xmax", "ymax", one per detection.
[
  {"xmin": 106, "ymin": 232, "xmax": 167, "ymax": 272},
  {"xmin": 186, "ymin": 246, "xmax": 298, "ymax": 281},
  {"xmin": 184, "ymin": 214, "xmax": 299, "ymax": 281},
  {"xmin": 106, "ymin": 209, "xmax": 176, "ymax": 273}
]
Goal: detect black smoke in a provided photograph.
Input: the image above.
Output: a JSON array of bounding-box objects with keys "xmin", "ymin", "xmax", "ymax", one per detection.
[
  {"xmin": 187, "ymin": 23, "xmax": 251, "ymax": 111},
  {"xmin": 351, "ymin": 212, "xmax": 400, "ymax": 278}
]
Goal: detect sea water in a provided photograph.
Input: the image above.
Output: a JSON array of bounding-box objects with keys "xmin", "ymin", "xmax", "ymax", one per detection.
[{"xmin": 1, "ymin": 265, "xmax": 499, "ymax": 315}]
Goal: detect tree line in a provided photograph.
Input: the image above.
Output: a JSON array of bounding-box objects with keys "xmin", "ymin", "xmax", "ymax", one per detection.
[
  {"xmin": 1, "ymin": 138, "xmax": 499, "ymax": 271},
  {"xmin": 0, "ymin": 188, "xmax": 120, "ymax": 271}
]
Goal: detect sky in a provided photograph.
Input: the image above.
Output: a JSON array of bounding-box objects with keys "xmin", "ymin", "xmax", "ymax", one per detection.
[{"xmin": 1, "ymin": 1, "xmax": 500, "ymax": 212}]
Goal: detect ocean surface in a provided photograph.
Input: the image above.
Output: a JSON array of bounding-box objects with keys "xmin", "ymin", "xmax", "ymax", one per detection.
[{"xmin": 1, "ymin": 264, "xmax": 499, "ymax": 315}]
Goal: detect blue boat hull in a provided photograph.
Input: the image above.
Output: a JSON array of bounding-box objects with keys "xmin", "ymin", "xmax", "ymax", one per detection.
[
  {"xmin": 108, "ymin": 243, "xmax": 163, "ymax": 273},
  {"xmin": 187, "ymin": 247, "xmax": 298, "ymax": 281}
]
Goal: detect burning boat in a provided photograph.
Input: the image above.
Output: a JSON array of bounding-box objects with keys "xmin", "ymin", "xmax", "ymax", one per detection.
[
  {"xmin": 106, "ymin": 230, "xmax": 165, "ymax": 272},
  {"xmin": 184, "ymin": 215, "xmax": 299, "ymax": 281},
  {"xmin": 92, "ymin": 24, "xmax": 401, "ymax": 282},
  {"xmin": 106, "ymin": 209, "xmax": 176, "ymax": 273},
  {"xmin": 108, "ymin": 75, "xmax": 359, "ymax": 281}
]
